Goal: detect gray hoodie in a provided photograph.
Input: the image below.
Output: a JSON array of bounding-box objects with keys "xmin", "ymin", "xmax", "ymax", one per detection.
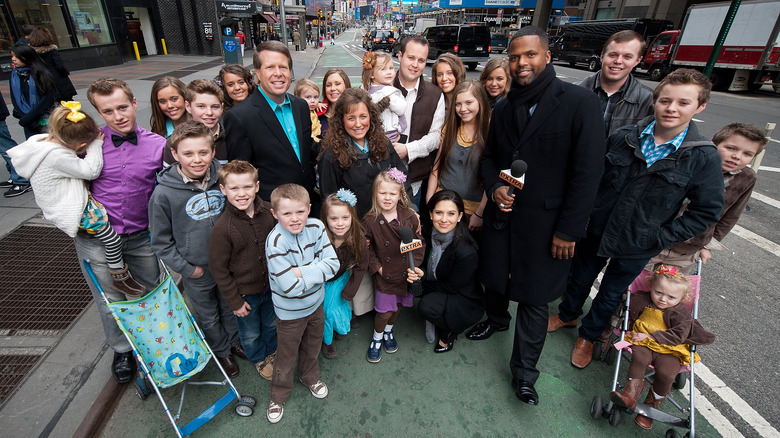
[{"xmin": 148, "ymin": 160, "xmax": 224, "ymax": 277}]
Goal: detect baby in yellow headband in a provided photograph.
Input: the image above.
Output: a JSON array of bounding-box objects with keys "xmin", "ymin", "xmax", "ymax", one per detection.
[{"xmin": 7, "ymin": 101, "xmax": 146, "ymax": 297}]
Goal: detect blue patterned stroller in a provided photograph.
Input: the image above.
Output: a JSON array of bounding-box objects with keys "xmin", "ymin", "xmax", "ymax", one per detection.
[{"xmin": 83, "ymin": 260, "xmax": 256, "ymax": 437}]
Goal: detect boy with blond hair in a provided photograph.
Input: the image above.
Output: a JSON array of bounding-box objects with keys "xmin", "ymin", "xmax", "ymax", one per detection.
[
  {"xmin": 264, "ymin": 183, "xmax": 339, "ymax": 424},
  {"xmin": 648, "ymin": 122, "xmax": 766, "ymax": 272},
  {"xmin": 293, "ymin": 79, "xmax": 322, "ymax": 142},
  {"xmin": 149, "ymin": 120, "xmax": 243, "ymax": 378},
  {"xmin": 210, "ymin": 160, "xmax": 278, "ymax": 380},
  {"xmin": 549, "ymin": 69, "xmax": 726, "ymax": 370}
]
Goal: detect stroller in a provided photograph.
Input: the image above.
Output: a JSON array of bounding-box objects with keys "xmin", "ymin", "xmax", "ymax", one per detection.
[
  {"xmin": 590, "ymin": 260, "xmax": 704, "ymax": 438},
  {"xmin": 83, "ymin": 260, "xmax": 256, "ymax": 437}
]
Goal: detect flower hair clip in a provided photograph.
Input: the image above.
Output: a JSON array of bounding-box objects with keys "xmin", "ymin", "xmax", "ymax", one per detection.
[
  {"xmin": 61, "ymin": 101, "xmax": 86, "ymax": 123},
  {"xmin": 655, "ymin": 264, "xmax": 681, "ymax": 277},
  {"xmin": 386, "ymin": 167, "xmax": 407, "ymax": 184},
  {"xmin": 362, "ymin": 51, "xmax": 377, "ymax": 70},
  {"xmin": 336, "ymin": 188, "xmax": 357, "ymax": 207}
]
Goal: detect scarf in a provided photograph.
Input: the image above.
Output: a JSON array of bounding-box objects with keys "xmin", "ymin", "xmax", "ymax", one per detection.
[
  {"xmin": 426, "ymin": 229, "xmax": 454, "ymax": 281},
  {"xmin": 10, "ymin": 67, "xmax": 39, "ymax": 114},
  {"xmin": 506, "ymin": 63, "xmax": 556, "ymax": 136}
]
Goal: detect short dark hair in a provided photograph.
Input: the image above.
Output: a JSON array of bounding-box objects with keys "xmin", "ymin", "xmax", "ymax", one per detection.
[
  {"xmin": 602, "ymin": 30, "xmax": 646, "ymax": 57},
  {"xmin": 21, "ymin": 24, "xmax": 34, "ymax": 36},
  {"xmin": 510, "ymin": 26, "xmax": 549, "ymax": 50},
  {"xmin": 218, "ymin": 160, "xmax": 259, "ymax": 185},
  {"xmin": 712, "ymin": 123, "xmax": 768, "ymax": 153},
  {"xmin": 87, "ymin": 78, "xmax": 134, "ymax": 107},
  {"xmin": 169, "ymin": 120, "xmax": 214, "ymax": 152},
  {"xmin": 654, "ymin": 68, "xmax": 711, "ymax": 106},
  {"xmin": 399, "ymin": 34, "xmax": 428, "ymax": 55},
  {"xmin": 254, "ymin": 40, "xmax": 292, "ymax": 70}
]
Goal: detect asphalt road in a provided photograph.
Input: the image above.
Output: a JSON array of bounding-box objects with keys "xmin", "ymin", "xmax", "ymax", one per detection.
[{"xmin": 341, "ymin": 27, "xmax": 780, "ymax": 437}]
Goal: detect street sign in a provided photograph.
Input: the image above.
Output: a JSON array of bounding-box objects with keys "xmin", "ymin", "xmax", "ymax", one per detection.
[
  {"xmin": 224, "ymin": 27, "xmax": 233, "ymax": 36},
  {"xmin": 497, "ymin": 9, "xmax": 503, "ymax": 18},
  {"xmin": 203, "ymin": 22, "xmax": 214, "ymax": 40},
  {"xmin": 224, "ymin": 39, "xmax": 237, "ymax": 52}
]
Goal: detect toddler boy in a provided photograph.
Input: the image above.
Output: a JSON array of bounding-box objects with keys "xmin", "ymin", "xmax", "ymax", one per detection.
[
  {"xmin": 649, "ymin": 122, "xmax": 766, "ymax": 272},
  {"xmin": 210, "ymin": 160, "xmax": 278, "ymax": 380},
  {"xmin": 264, "ymin": 183, "xmax": 339, "ymax": 424},
  {"xmin": 293, "ymin": 79, "xmax": 322, "ymax": 142},
  {"xmin": 149, "ymin": 120, "xmax": 243, "ymax": 377},
  {"xmin": 550, "ymin": 69, "xmax": 726, "ymax": 369}
]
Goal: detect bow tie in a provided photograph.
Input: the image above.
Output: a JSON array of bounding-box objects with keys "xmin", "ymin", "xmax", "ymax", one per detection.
[{"xmin": 112, "ymin": 131, "xmax": 138, "ymax": 147}]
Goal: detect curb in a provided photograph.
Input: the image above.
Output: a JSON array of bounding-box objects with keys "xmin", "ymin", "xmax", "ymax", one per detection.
[{"xmin": 72, "ymin": 378, "xmax": 126, "ymax": 438}]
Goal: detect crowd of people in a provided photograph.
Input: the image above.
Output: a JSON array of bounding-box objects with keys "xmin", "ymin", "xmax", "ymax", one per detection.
[{"xmin": 2, "ymin": 26, "xmax": 768, "ymax": 427}]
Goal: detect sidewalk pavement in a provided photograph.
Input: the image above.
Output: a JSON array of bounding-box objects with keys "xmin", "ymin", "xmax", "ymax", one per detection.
[
  {"xmin": 0, "ymin": 31, "xmax": 720, "ymax": 437},
  {"xmin": 0, "ymin": 44, "xmax": 324, "ymax": 438}
]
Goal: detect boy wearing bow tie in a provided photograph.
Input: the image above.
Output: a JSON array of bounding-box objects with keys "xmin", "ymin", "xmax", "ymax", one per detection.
[{"xmin": 74, "ymin": 78, "xmax": 166, "ymax": 384}]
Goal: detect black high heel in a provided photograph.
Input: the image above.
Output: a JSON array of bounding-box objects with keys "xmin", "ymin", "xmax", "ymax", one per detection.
[{"xmin": 434, "ymin": 333, "xmax": 456, "ymax": 353}]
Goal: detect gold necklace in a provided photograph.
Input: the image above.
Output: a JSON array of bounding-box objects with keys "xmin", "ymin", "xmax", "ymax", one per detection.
[{"xmin": 457, "ymin": 126, "xmax": 475, "ymax": 144}]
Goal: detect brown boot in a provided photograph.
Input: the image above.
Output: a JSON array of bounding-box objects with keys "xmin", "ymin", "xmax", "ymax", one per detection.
[
  {"xmin": 635, "ymin": 390, "xmax": 665, "ymax": 429},
  {"xmin": 109, "ymin": 264, "xmax": 146, "ymax": 299},
  {"xmin": 610, "ymin": 378, "xmax": 646, "ymax": 412},
  {"xmin": 321, "ymin": 342, "xmax": 337, "ymax": 359}
]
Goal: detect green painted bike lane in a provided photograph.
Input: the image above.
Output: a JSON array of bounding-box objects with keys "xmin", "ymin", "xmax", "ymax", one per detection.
[
  {"xmin": 309, "ymin": 32, "xmax": 369, "ymax": 90},
  {"xmin": 100, "ymin": 299, "xmax": 718, "ymax": 437}
]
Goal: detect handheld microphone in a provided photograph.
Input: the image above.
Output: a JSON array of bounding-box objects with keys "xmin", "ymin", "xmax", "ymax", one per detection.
[
  {"xmin": 400, "ymin": 226, "xmax": 423, "ymax": 297},
  {"xmin": 493, "ymin": 160, "xmax": 528, "ymax": 231}
]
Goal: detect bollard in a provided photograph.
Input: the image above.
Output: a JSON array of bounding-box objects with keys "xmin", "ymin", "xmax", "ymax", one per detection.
[
  {"xmin": 162, "ymin": 39, "xmax": 168, "ymax": 55},
  {"xmin": 132, "ymin": 42, "xmax": 141, "ymax": 61},
  {"xmin": 750, "ymin": 122, "xmax": 775, "ymax": 173}
]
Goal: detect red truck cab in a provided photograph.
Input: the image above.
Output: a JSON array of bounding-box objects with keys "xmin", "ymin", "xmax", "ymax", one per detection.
[{"xmin": 642, "ymin": 30, "xmax": 680, "ymax": 81}]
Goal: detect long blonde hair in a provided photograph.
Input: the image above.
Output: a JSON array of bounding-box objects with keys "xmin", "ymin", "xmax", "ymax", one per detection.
[{"xmin": 366, "ymin": 170, "xmax": 410, "ymax": 218}]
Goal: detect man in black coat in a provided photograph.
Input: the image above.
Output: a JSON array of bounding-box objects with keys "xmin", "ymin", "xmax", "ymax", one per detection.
[
  {"xmin": 224, "ymin": 41, "xmax": 318, "ymax": 211},
  {"xmin": 470, "ymin": 26, "xmax": 605, "ymax": 405}
]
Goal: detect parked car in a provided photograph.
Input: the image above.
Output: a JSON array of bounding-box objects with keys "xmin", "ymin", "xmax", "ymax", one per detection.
[
  {"xmin": 490, "ymin": 32, "xmax": 507, "ymax": 53},
  {"xmin": 366, "ymin": 29, "xmax": 395, "ymax": 51},
  {"xmin": 391, "ymin": 32, "xmax": 417, "ymax": 57},
  {"xmin": 422, "ymin": 24, "xmax": 491, "ymax": 70}
]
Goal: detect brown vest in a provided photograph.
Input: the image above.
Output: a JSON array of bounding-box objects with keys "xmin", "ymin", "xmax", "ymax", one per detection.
[{"xmin": 394, "ymin": 75, "xmax": 443, "ymax": 182}]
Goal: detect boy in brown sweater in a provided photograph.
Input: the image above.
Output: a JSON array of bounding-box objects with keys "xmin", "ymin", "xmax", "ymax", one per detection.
[{"xmin": 209, "ymin": 160, "xmax": 278, "ymax": 379}]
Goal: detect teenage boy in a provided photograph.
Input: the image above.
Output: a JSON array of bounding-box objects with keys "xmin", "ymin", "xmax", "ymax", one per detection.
[
  {"xmin": 648, "ymin": 123, "xmax": 766, "ymax": 273},
  {"xmin": 548, "ymin": 69, "xmax": 726, "ymax": 369},
  {"xmin": 576, "ymin": 30, "xmax": 653, "ymax": 135},
  {"xmin": 77, "ymin": 78, "xmax": 165, "ymax": 383},
  {"xmin": 209, "ymin": 160, "xmax": 278, "ymax": 380},
  {"xmin": 163, "ymin": 79, "xmax": 226, "ymax": 165},
  {"xmin": 148, "ymin": 120, "xmax": 243, "ymax": 377},
  {"xmin": 264, "ymin": 183, "xmax": 339, "ymax": 424}
]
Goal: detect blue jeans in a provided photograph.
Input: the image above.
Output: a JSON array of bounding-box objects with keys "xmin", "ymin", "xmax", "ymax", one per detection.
[
  {"xmin": 234, "ymin": 291, "xmax": 277, "ymax": 363},
  {"xmin": 0, "ymin": 120, "xmax": 25, "ymax": 184},
  {"xmin": 75, "ymin": 230, "xmax": 161, "ymax": 353},
  {"xmin": 558, "ymin": 234, "xmax": 650, "ymax": 342}
]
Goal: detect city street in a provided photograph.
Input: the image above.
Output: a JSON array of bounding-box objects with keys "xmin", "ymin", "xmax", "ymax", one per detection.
[{"xmin": 0, "ymin": 28, "xmax": 777, "ymax": 437}]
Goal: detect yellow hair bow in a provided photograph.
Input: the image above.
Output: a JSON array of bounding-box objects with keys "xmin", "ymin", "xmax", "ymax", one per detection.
[{"xmin": 61, "ymin": 101, "xmax": 86, "ymax": 123}]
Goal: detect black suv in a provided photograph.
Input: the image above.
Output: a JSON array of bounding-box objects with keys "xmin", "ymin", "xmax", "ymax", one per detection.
[
  {"xmin": 366, "ymin": 29, "xmax": 395, "ymax": 51},
  {"xmin": 422, "ymin": 24, "xmax": 490, "ymax": 70}
]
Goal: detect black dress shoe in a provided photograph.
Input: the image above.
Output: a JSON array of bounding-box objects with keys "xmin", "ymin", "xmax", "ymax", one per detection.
[
  {"xmin": 514, "ymin": 379, "xmax": 539, "ymax": 406},
  {"xmin": 112, "ymin": 351, "xmax": 135, "ymax": 384},
  {"xmin": 434, "ymin": 339, "xmax": 454, "ymax": 353},
  {"xmin": 465, "ymin": 320, "xmax": 509, "ymax": 341},
  {"xmin": 217, "ymin": 354, "xmax": 240, "ymax": 378},
  {"xmin": 231, "ymin": 343, "xmax": 248, "ymax": 361}
]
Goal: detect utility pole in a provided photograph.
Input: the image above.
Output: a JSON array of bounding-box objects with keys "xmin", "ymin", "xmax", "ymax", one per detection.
[
  {"xmin": 703, "ymin": 0, "xmax": 741, "ymax": 77},
  {"xmin": 280, "ymin": 0, "xmax": 288, "ymax": 47}
]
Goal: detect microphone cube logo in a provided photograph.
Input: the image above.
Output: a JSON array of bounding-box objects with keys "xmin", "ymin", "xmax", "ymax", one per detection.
[{"xmin": 500, "ymin": 169, "xmax": 525, "ymax": 190}]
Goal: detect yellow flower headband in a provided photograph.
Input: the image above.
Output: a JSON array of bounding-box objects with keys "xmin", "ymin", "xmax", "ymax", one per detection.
[
  {"xmin": 362, "ymin": 51, "xmax": 377, "ymax": 70},
  {"xmin": 61, "ymin": 101, "xmax": 86, "ymax": 123}
]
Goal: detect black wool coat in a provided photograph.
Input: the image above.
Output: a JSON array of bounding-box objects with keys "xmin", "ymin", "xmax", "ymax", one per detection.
[{"xmin": 479, "ymin": 77, "xmax": 606, "ymax": 305}]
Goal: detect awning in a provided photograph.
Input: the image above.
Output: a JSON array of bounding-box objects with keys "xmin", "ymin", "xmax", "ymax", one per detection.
[{"xmin": 258, "ymin": 13, "xmax": 279, "ymax": 23}]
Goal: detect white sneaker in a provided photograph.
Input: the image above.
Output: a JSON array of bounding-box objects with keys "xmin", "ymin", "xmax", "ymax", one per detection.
[
  {"xmin": 267, "ymin": 401, "xmax": 284, "ymax": 423},
  {"xmin": 303, "ymin": 379, "xmax": 328, "ymax": 399}
]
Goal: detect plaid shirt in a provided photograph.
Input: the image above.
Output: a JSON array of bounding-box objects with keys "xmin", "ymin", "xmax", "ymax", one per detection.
[{"xmin": 639, "ymin": 121, "xmax": 689, "ymax": 168}]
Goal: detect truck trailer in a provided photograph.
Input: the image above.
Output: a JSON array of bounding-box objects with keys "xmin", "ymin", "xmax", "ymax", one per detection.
[{"xmin": 642, "ymin": 0, "xmax": 780, "ymax": 91}]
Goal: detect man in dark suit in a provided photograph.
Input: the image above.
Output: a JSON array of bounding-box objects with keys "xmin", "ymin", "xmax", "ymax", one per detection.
[
  {"xmin": 473, "ymin": 26, "xmax": 606, "ymax": 405},
  {"xmin": 224, "ymin": 41, "xmax": 318, "ymax": 210}
]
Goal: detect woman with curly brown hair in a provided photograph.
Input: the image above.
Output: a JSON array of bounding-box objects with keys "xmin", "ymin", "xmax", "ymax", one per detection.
[{"xmin": 318, "ymin": 87, "xmax": 412, "ymax": 217}]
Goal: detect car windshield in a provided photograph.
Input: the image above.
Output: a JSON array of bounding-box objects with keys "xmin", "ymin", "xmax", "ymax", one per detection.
[{"xmin": 376, "ymin": 31, "xmax": 392, "ymax": 39}]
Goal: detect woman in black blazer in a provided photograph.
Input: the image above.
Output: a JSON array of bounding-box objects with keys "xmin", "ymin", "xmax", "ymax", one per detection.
[{"xmin": 407, "ymin": 190, "xmax": 485, "ymax": 353}]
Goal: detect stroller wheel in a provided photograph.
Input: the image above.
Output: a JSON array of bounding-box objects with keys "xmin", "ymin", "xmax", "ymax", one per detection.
[
  {"xmin": 590, "ymin": 395, "xmax": 603, "ymax": 419},
  {"xmin": 608, "ymin": 407, "xmax": 622, "ymax": 427},
  {"xmin": 665, "ymin": 429, "xmax": 682, "ymax": 438},
  {"xmin": 673, "ymin": 372, "xmax": 688, "ymax": 390},
  {"xmin": 131, "ymin": 378, "xmax": 148, "ymax": 400},
  {"xmin": 592, "ymin": 340, "xmax": 604, "ymax": 360},
  {"xmin": 605, "ymin": 344, "xmax": 617, "ymax": 365},
  {"xmin": 235, "ymin": 401, "xmax": 254, "ymax": 417},
  {"xmin": 240, "ymin": 394, "xmax": 257, "ymax": 407}
]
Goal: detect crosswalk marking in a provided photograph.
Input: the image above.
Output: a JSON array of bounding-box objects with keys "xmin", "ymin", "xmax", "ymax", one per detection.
[
  {"xmin": 751, "ymin": 191, "xmax": 780, "ymax": 210},
  {"xmin": 731, "ymin": 225, "xmax": 780, "ymax": 257}
]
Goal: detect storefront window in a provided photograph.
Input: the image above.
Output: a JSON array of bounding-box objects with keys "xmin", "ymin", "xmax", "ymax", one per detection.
[
  {"xmin": 8, "ymin": 0, "xmax": 74, "ymax": 49},
  {"xmin": 65, "ymin": 0, "xmax": 112, "ymax": 46},
  {"xmin": 0, "ymin": 5, "xmax": 15, "ymax": 55}
]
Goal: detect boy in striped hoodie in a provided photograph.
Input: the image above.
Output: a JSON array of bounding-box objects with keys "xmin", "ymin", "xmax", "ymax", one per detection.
[{"xmin": 264, "ymin": 183, "xmax": 340, "ymax": 424}]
